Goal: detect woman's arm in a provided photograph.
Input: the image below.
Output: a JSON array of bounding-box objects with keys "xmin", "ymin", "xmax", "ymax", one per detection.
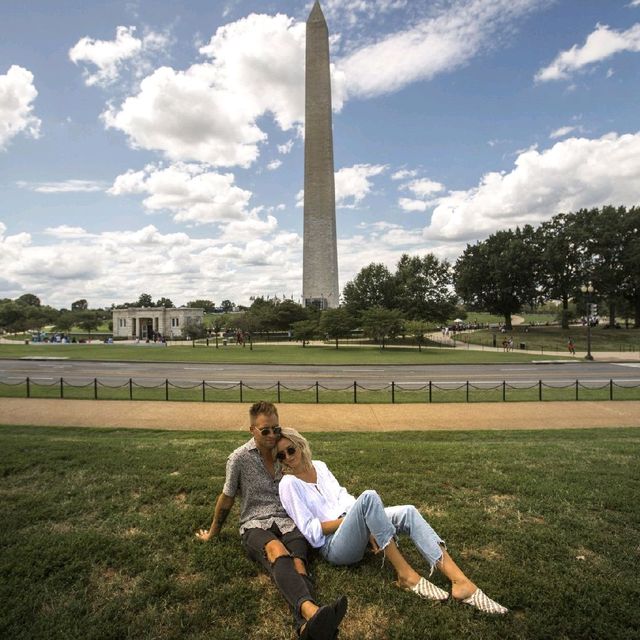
[{"xmin": 321, "ymin": 516, "xmax": 344, "ymax": 535}]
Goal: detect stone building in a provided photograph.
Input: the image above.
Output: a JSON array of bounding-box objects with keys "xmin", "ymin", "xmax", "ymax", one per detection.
[{"xmin": 112, "ymin": 307, "xmax": 204, "ymax": 340}]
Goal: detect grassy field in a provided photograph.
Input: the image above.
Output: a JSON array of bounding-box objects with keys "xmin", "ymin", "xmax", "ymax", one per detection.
[
  {"xmin": 456, "ymin": 324, "xmax": 640, "ymax": 354},
  {"xmin": 0, "ymin": 342, "xmax": 564, "ymax": 364},
  {"xmin": 1, "ymin": 426, "xmax": 638, "ymax": 640}
]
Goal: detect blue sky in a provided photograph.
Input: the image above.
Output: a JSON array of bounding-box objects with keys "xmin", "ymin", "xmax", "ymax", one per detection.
[{"xmin": 2, "ymin": 0, "xmax": 640, "ymax": 309}]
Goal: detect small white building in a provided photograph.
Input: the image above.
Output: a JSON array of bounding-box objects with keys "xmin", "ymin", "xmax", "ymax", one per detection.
[{"xmin": 112, "ymin": 307, "xmax": 204, "ymax": 340}]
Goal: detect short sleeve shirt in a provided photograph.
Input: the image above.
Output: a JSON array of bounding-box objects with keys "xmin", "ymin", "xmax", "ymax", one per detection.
[{"xmin": 223, "ymin": 438, "xmax": 296, "ymax": 536}]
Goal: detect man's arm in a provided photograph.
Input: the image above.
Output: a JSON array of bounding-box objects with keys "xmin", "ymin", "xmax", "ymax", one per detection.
[{"xmin": 196, "ymin": 492, "xmax": 235, "ymax": 541}]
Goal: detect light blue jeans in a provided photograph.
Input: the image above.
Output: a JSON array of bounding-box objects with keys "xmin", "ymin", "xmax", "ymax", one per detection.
[{"xmin": 320, "ymin": 490, "xmax": 444, "ymax": 572}]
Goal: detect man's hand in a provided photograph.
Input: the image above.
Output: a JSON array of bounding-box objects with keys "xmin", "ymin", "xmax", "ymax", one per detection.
[{"xmin": 195, "ymin": 527, "xmax": 216, "ymax": 542}]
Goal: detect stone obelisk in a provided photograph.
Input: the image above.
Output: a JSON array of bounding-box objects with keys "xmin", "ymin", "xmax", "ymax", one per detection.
[{"xmin": 303, "ymin": 1, "xmax": 339, "ymax": 309}]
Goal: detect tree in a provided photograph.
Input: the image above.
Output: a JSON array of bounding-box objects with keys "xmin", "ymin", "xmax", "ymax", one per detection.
[
  {"xmin": 55, "ymin": 311, "xmax": 76, "ymax": 333},
  {"xmin": 454, "ymin": 226, "xmax": 540, "ymax": 330},
  {"xmin": 342, "ymin": 263, "xmax": 395, "ymax": 314},
  {"xmin": 394, "ymin": 253, "xmax": 457, "ymax": 323},
  {"xmin": 620, "ymin": 206, "xmax": 640, "ymax": 327},
  {"xmin": 273, "ymin": 300, "xmax": 309, "ymax": 330},
  {"xmin": 360, "ymin": 307, "xmax": 404, "ymax": 349},
  {"xmin": 75, "ymin": 310, "xmax": 100, "ymax": 339},
  {"xmin": 405, "ymin": 319, "xmax": 431, "ymax": 352},
  {"xmin": 291, "ymin": 320, "xmax": 319, "ymax": 347},
  {"xmin": 0, "ymin": 301, "xmax": 27, "ymax": 333},
  {"xmin": 137, "ymin": 293, "xmax": 154, "ymax": 307},
  {"xmin": 318, "ymin": 308, "xmax": 357, "ymax": 349},
  {"xmin": 156, "ymin": 297, "xmax": 174, "ymax": 308},
  {"xmin": 181, "ymin": 318, "xmax": 207, "ymax": 340},
  {"xmin": 187, "ymin": 299, "xmax": 216, "ymax": 313},
  {"xmin": 220, "ymin": 300, "xmax": 235, "ymax": 312},
  {"xmin": 17, "ymin": 293, "xmax": 41, "ymax": 307},
  {"xmin": 71, "ymin": 299, "xmax": 88, "ymax": 311}
]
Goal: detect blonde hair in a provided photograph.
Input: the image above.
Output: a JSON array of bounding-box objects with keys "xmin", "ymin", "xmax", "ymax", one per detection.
[{"xmin": 276, "ymin": 427, "xmax": 313, "ymax": 474}]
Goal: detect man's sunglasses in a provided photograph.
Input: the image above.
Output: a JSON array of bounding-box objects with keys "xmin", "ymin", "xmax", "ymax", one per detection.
[
  {"xmin": 257, "ymin": 426, "xmax": 282, "ymax": 436},
  {"xmin": 276, "ymin": 446, "xmax": 297, "ymax": 461}
]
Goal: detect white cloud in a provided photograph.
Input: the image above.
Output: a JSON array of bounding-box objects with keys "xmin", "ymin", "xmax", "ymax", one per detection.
[
  {"xmin": 336, "ymin": 0, "xmax": 546, "ymax": 100},
  {"xmin": 266, "ymin": 159, "xmax": 282, "ymax": 170},
  {"xmin": 18, "ymin": 179, "xmax": 106, "ymax": 193},
  {"xmin": 0, "ymin": 65, "xmax": 41, "ymax": 150},
  {"xmin": 109, "ymin": 162, "xmax": 256, "ymax": 226},
  {"xmin": 277, "ymin": 139, "xmax": 294, "ymax": 154},
  {"xmin": 43, "ymin": 225, "xmax": 93, "ymax": 239},
  {"xmin": 69, "ymin": 25, "xmax": 169, "ymax": 87},
  {"xmin": 630, "ymin": 0, "xmax": 640, "ymax": 7},
  {"xmin": 398, "ymin": 197, "xmax": 428, "ymax": 212},
  {"xmin": 335, "ymin": 163, "xmax": 386, "ymax": 206},
  {"xmin": 404, "ymin": 178, "xmax": 444, "ymax": 197},
  {"xmin": 549, "ymin": 125, "xmax": 578, "ymax": 139},
  {"xmin": 535, "ymin": 23, "xmax": 640, "ymax": 82},
  {"xmin": 103, "ymin": 14, "xmax": 305, "ymax": 167},
  {"xmin": 391, "ymin": 168, "xmax": 417, "ymax": 180},
  {"xmin": 425, "ymin": 131, "xmax": 640, "ymax": 241}
]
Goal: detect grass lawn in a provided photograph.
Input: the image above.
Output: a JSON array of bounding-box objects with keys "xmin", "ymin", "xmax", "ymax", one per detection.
[
  {"xmin": 0, "ymin": 342, "xmax": 563, "ymax": 365},
  {"xmin": 1, "ymin": 426, "xmax": 638, "ymax": 640},
  {"xmin": 456, "ymin": 324, "xmax": 640, "ymax": 354}
]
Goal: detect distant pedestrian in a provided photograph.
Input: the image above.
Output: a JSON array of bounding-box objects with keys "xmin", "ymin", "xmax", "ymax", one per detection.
[{"xmin": 567, "ymin": 338, "xmax": 576, "ymax": 355}]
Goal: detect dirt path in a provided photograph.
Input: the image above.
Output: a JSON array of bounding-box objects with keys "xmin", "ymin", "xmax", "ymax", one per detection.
[{"xmin": 2, "ymin": 398, "xmax": 639, "ymax": 432}]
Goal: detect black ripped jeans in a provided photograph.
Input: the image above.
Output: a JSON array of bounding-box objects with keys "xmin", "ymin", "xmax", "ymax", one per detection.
[{"xmin": 242, "ymin": 523, "xmax": 315, "ymax": 630}]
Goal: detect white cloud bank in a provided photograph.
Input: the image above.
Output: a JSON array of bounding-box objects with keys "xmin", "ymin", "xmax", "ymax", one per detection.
[
  {"xmin": 425, "ymin": 131, "xmax": 640, "ymax": 241},
  {"xmin": 0, "ymin": 65, "xmax": 41, "ymax": 150},
  {"xmin": 535, "ymin": 23, "xmax": 640, "ymax": 82},
  {"xmin": 69, "ymin": 25, "xmax": 169, "ymax": 87}
]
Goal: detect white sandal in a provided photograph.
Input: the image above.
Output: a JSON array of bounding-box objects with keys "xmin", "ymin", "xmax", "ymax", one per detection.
[
  {"xmin": 409, "ymin": 577, "xmax": 449, "ymax": 601},
  {"xmin": 460, "ymin": 588, "xmax": 508, "ymax": 614}
]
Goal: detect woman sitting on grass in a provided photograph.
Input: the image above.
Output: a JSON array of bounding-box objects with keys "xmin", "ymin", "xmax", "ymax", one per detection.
[{"xmin": 275, "ymin": 427, "xmax": 508, "ymax": 615}]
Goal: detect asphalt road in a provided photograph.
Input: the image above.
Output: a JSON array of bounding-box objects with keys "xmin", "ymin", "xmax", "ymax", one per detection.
[{"xmin": 1, "ymin": 359, "xmax": 639, "ymax": 389}]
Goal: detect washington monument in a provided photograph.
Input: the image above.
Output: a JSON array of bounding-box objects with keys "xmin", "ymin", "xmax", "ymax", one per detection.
[{"xmin": 303, "ymin": 1, "xmax": 339, "ymax": 309}]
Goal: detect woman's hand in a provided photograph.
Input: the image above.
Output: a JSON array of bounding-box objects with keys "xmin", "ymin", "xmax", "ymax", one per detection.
[
  {"xmin": 195, "ymin": 528, "xmax": 213, "ymax": 542},
  {"xmin": 368, "ymin": 533, "xmax": 381, "ymax": 554}
]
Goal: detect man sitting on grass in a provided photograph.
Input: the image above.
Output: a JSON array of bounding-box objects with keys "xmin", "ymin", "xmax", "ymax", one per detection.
[{"xmin": 196, "ymin": 401, "xmax": 346, "ymax": 639}]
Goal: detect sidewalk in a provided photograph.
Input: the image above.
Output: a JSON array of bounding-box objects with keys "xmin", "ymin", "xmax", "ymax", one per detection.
[{"xmin": 2, "ymin": 397, "xmax": 639, "ymax": 432}]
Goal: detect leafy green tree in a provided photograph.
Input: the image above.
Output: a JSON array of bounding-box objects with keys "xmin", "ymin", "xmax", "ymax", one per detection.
[
  {"xmin": 137, "ymin": 293, "xmax": 154, "ymax": 307},
  {"xmin": 405, "ymin": 319, "xmax": 431, "ymax": 352},
  {"xmin": 394, "ymin": 253, "xmax": 457, "ymax": 323},
  {"xmin": 17, "ymin": 293, "xmax": 41, "ymax": 307},
  {"xmin": 273, "ymin": 300, "xmax": 308, "ymax": 330},
  {"xmin": 620, "ymin": 206, "xmax": 640, "ymax": 327},
  {"xmin": 71, "ymin": 299, "xmax": 88, "ymax": 311},
  {"xmin": 291, "ymin": 319, "xmax": 319, "ymax": 347},
  {"xmin": 181, "ymin": 318, "xmax": 207, "ymax": 340},
  {"xmin": 0, "ymin": 301, "xmax": 27, "ymax": 333},
  {"xmin": 220, "ymin": 300, "xmax": 235, "ymax": 312},
  {"xmin": 156, "ymin": 297, "xmax": 174, "ymax": 308},
  {"xmin": 360, "ymin": 307, "xmax": 404, "ymax": 349},
  {"xmin": 75, "ymin": 310, "xmax": 100, "ymax": 339},
  {"xmin": 342, "ymin": 263, "xmax": 395, "ymax": 314},
  {"xmin": 318, "ymin": 308, "xmax": 357, "ymax": 349},
  {"xmin": 55, "ymin": 311, "xmax": 76, "ymax": 333},
  {"xmin": 187, "ymin": 299, "xmax": 216, "ymax": 313},
  {"xmin": 454, "ymin": 226, "xmax": 541, "ymax": 330}
]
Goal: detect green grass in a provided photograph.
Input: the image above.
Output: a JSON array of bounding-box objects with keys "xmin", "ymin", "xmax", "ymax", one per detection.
[
  {"xmin": 0, "ymin": 342, "xmax": 566, "ymax": 364},
  {"xmin": 456, "ymin": 324, "xmax": 640, "ymax": 354},
  {"xmin": 1, "ymin": 426, "xmax": 638, "ymax": 640}
]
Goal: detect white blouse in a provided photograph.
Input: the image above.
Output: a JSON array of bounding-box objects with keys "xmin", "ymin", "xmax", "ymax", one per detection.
[{"xmin": 278, "ymin": 460, "xmax": 356, "ymax": 548}]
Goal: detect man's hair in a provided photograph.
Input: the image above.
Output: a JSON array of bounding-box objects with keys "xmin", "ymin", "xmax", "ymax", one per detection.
[{"xmin": 249, "ymin": 401, "xmax": 279, "ymax": 425}]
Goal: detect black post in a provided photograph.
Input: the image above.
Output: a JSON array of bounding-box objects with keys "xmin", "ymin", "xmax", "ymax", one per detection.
[
  {"xmin": 129, "ymin": 378, "xmax": 133, "ymax": 400},
  {"xmin": 315, "ymin": 381, "xmax": 319, "ymax": 404},
  {"xmin": 26, "ymin": 376, "xmax": 30, "ymax": 398},
  {"xmin": 466, "ymin": 380, "xmax": 469, "ymax": 403},
  {"xmin": 610, "ymin": 378, "xmax": 613, "ymax": 401},
  {"xmin": 277, "ymin": 381, "xmax": 281, "ymax": 403},
  {"xmin": 353, "ymin": 381, "xmax": 357, "ymax": 404},
  {"xmin": 575, "ymin": 379, "xmax": 579, "ymax": 401},
  {"xmin": 60, "ymin": 377, "xmax": 64, "ymax": 399},
  {"xmin": 538, "ymin": 379, "xmax": 542, "ymax": 401},
  {"xmin": 429, "ymin": 380, "xmax": 432, "ymax": 403},
  {"xmin": 391, "ymin": 381, "xmax": 395, "ymax": 404},
  {"xmin": 202, "ymin": 380, "xmax": 206, "ymax": 402},
  {"xmin": 239, "ymin": 381, "xmax": 243, "ymax": 402},
  {"xmin": 94, "ymin": 378, "xmax": 98, "ymax": 400},
  {"xmin": 502, "ymin": 380, "xmax": 506, "ymax": 402},
  {"xmin": 165, "ymin": 378, "xmax": 169, "ymax": 401}
]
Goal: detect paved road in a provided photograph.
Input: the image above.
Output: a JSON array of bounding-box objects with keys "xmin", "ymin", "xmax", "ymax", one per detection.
[{"xmin": 1, "ymin": 359, "xmax": 639, "ymax": 389}]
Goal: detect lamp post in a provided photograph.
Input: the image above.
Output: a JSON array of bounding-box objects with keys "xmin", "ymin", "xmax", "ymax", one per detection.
[{"xmin": 581, "ymin": 283, "xmax": 594, "ymax": 361}]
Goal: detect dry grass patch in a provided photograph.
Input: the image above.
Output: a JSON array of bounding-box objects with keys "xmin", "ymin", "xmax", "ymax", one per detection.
[
  {"xmin": 459, "ymin": 543, "xmax": 504, "ymax": 562},
  {"xmin": 339, "ymin": 601, "xmax": 390, "ymax": 640}
]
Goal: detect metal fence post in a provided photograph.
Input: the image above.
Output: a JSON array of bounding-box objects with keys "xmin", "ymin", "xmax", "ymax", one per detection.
[
  {"xmin": 575, "ymin": 379, "xmax": 579, "ymax": 401},
  {"xmin": 60, "ymin": 377, "xmax": 64, "ymax": 399},
  {"xmin": 539, "ymin": 380, "xmax": 542, "ymax": 402},
  {"xmin": 26, "ymin": 376, "xmax": 30, "ymax": 398},
  {"xmin": 466, "ymin": 380, "xmax": 469, "ymax": 403},
  {"xmin": 610, "ymin": 378, "xmax": 613, "ymax": 401},
  {"xmin": 429, "ymin": 380, "xmax": 432, "ymax": 403},
  {"xmin": 129, "ymin": 378, "xmax": 133, "ymax": 400},
  {"xmin": 391, "ymin": 381, "xmax": 395, "ymax": 404},
  {"xmin": 315, "ymin": 381, "xmax": 319, "ymax": 404},
  {"xmin": 202, "ymin": 380, "xmax": 206, "ymax": 402},
  {"xmin": 165, "ymin": 378, "xmax": 169, "ymax": 401},
  {"xmin": 353, "ymin": 381, "xmax": 357, "ymax": 404},
  {"xmin": 239, "ymin": 381, "xmax": 243, "ymax": 403},
  {"xmin": 277, "ymin": 381, "xmax": 281, "ymax": 403},
  {"xmin": 502, "ymin": 380, "xmax": 506, "ymax": 402},
  {"xmin": 94, "ymin": 378, "xmax": 98, "ymax": 400}
]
